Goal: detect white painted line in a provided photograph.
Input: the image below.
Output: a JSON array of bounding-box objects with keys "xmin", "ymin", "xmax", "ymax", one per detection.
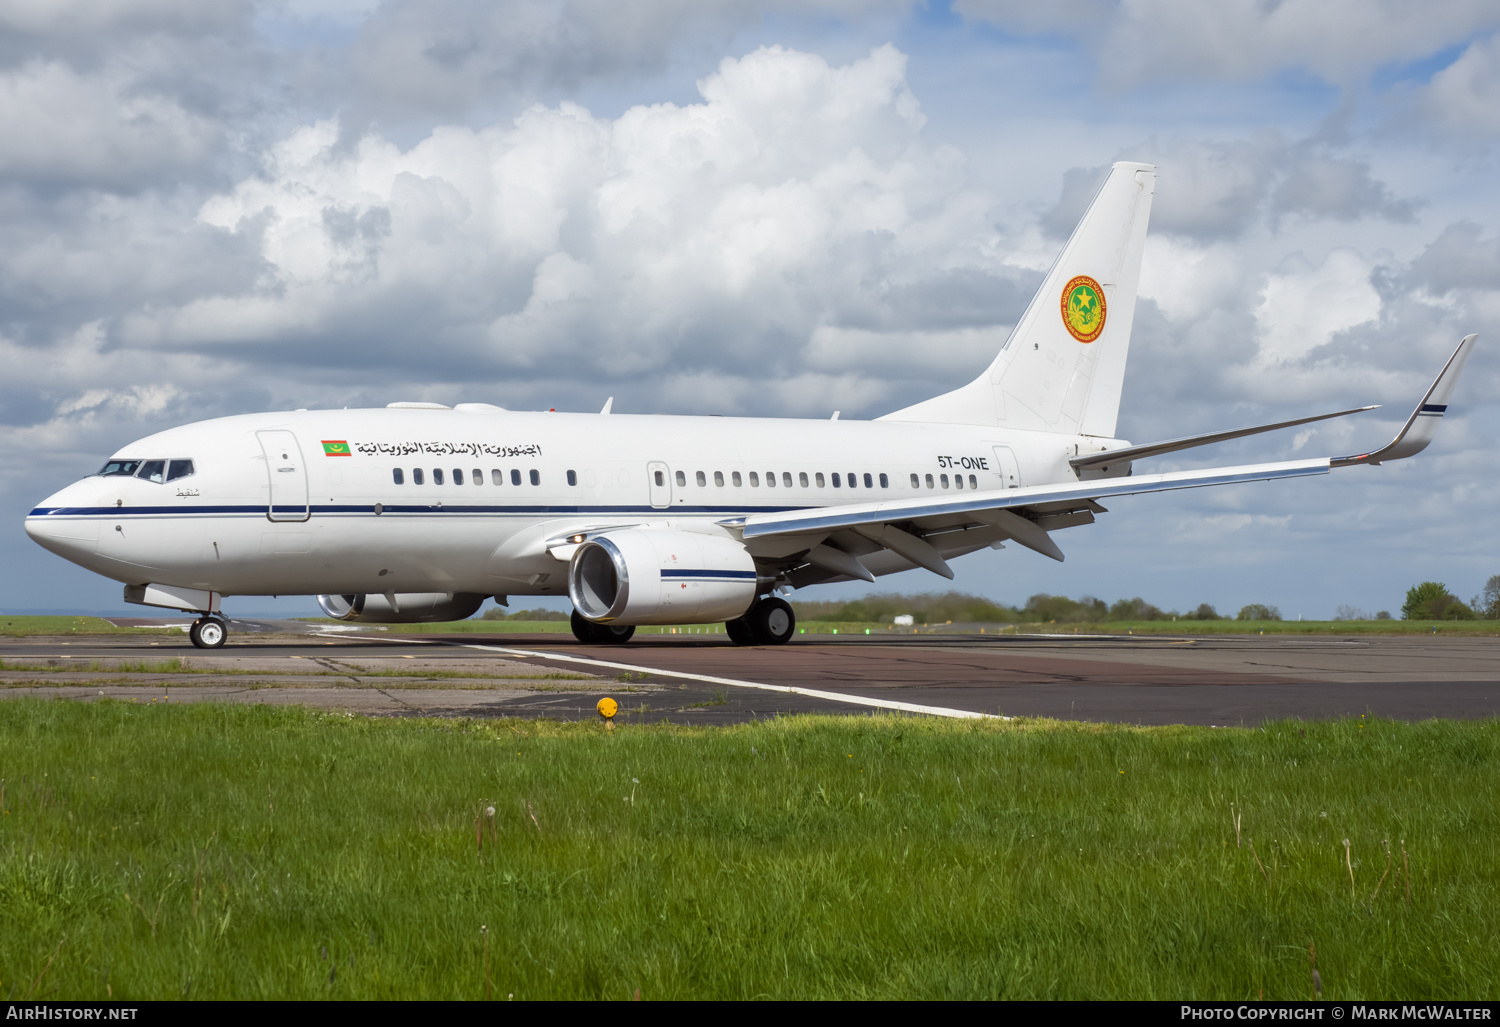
[{"xmin": 457, "ymin": 643, "xmax": 1002, "ymax": 720}]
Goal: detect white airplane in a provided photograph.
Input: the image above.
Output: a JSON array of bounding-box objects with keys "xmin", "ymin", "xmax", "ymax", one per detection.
[{"xmin": 26, "ymin": 162, "xmax": 1479, "ymax": 649}]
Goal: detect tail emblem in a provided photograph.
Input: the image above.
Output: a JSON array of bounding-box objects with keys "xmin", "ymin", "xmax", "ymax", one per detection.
[{"xmin": 1061, "ymin": 275, "xmax": 1107, "ymax": 343}]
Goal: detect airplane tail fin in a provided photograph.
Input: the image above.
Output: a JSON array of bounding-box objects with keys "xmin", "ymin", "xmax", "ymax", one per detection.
[{"xmin": 880, "ymin": 161, "xmax": 1156, "ymax": 436}]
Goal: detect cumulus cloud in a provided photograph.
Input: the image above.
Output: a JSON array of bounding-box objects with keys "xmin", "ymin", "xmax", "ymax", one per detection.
[
  {"xmin": 1422, "ymin": 33, "xmax": 1500, "ymax": 135},
  {"xmin": 0, "ymin": 61, "xmax": 219, "ymax": 187},
  {"xmin": 116, "ymin": 45, "xmax": 1011, "ymax": 412},
  {"xmin": 955, "ymin": 0, "xmax": 1500, "ymax": 86},
  {"xmin": 1049, "ymin": 137, "xmax": 1416, "ymax": 243}
]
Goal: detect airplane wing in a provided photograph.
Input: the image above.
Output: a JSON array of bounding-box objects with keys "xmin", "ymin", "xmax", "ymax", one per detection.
[{"xmin": 725, "ymin": 334, "xmax": 1478, "ymax": 581}]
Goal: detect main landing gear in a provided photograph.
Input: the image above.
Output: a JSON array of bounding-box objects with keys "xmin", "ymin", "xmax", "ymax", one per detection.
[
  {"xmin": 189, "ymin": 615, "xmax": 228, "ymax": 649},
  {"xmin": 571, "ymin": 609, "xmax": 636, "ymax": 645},
  {"xmin": 725, "ymin": 596, "xmax": 796, "ymax": 646}
]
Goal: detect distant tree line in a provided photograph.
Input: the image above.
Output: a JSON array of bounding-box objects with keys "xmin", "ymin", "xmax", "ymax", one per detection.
[
  {"xmin": 789, "ymin": 591, "xmax": 1298, "ymax": 625},
  {"xmin": 481, "ymin": 607, "xmax": 569, "ymax": 621},
  {"xmin": 472, "ymin": 576, "xmax": 1500, "ymax": 624},
  {"xmin": 1400, "ymin": 577, "xmax": 1500, "ymax": 621}
]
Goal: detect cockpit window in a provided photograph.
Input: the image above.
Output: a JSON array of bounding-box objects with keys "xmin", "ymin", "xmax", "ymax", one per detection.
[
  {"xmin": 137, "ymin": 460, "xmax": 166, "ymax": 484},
  {"xmin": 166, "ymin": 459, "xmax": 195, "ymax": 482},
  {"xmin": 98, "ymin": 459, "xmax": 142, "ymax": 477}
]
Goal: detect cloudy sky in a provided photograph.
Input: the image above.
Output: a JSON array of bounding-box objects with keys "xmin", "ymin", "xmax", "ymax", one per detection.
[{"xmin": 5, "ymin": 0, "xmax": 1498, "ymax": 618}]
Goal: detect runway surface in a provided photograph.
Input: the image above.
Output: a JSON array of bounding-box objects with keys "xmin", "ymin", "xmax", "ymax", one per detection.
[{"xmin": 2, "ymin": 625, "xmax": 1497, "ymax": 725}]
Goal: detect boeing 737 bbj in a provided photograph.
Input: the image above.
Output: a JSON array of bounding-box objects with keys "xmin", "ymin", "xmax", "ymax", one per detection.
[{"xmin": 26, "ymin": 162, "xmax": 1479, "ymax": 648}]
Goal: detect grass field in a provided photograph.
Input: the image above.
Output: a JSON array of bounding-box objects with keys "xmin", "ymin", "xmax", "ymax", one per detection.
[
  {"xmin": 1, "ymin": 700, "xmax": 1496, "ymax": 1000},
  {"xmin": 0, "ymin": 617, "xmax": 178, "ymax": 637}
]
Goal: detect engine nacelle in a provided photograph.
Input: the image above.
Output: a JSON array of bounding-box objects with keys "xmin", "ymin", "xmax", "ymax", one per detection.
[
  {"xmin": 568, "ymin": 528, "xmax": 758, "ymax": 626},
  {"xmin": 315, "ymin": 592, "xmax": 487, "ymax": 623}
]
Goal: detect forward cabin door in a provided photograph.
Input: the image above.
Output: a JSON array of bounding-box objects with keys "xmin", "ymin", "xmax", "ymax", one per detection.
[
  {"xmin": 647, "ymin": 461, "xmax": 672, "ymax": 509},
  {"xmin": 257, "ymin": 430, "xmax": 310, "ymax": 522}
]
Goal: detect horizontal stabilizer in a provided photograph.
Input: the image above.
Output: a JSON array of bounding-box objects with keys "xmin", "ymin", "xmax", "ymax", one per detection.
[
  {"xmin": 1333, "ymin": 335, "xmax": 1479, "ymax": 467},
  {"xmin": 1071, "ymin": 405, "xmax": 1377, "ymax": 471}
]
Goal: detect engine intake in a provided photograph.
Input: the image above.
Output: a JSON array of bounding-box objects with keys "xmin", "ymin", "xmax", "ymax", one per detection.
[
  {"xmin": 569, "ymin": 528, "xmax": 757, "ymax": 626},
  {"xmin": 315, "ymin": 592, "xmax": 487, "ymax": 623}
]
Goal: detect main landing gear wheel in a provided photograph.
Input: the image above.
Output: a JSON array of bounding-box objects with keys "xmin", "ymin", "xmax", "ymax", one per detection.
[
  {"xmin": 736, "ymin": 596, "xmax": 795, "ymax": 646},
  {"xmin": 190, "ymin": 617, "xmax": 227, "ymax": 649},
  {"xmin": 724, "ymin": 617, "xmax": 755, "ymax": 646},
  {"xmin": 570, "ymin": 609, "xmax": 636, "ymax": 645}
]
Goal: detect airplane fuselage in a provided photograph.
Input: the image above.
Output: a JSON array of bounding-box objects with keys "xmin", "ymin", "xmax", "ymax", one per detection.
[{"xmin": 25, "ymin": 407, "xmax": 1125, "ymax": 601}]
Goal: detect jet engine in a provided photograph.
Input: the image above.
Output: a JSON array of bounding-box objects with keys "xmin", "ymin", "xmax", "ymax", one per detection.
[
  {"xmin": 315, "ymin": 592, "xmax": 487, "ymax": 623},
  {"xmin": 568, "ymin": 528, "xmax": 758, "ymax": 626}
]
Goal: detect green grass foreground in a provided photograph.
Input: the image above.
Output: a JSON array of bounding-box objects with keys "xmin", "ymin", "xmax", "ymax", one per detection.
[
  {"xmin": 0, "ymin": 616, "xmax": 177, "ymax": 637},
  {"xmin": 1, "ymin": 701, "xmax": 1497, "ymax": 1000}
]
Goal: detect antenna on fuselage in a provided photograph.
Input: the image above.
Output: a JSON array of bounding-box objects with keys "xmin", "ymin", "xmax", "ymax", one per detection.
[{"xmin": 600, "ymin": 397, "xmax": 614, "ymax": 415}]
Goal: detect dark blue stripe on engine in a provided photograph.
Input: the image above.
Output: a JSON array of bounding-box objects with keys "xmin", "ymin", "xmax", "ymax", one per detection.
[{"xmin": 661, "ymin": 569, "xmax": 758, "ymax": 580}]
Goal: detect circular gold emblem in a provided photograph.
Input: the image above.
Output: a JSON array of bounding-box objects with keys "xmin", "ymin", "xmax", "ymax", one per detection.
[{"xmin": 1060, "ymin": 275, "xmax": 1107, "ymax": 343}]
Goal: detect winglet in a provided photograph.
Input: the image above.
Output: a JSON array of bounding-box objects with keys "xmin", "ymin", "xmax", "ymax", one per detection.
[{"xmin": 1332, "ymin": 335, "xmax": 1479, "ymax": 467}]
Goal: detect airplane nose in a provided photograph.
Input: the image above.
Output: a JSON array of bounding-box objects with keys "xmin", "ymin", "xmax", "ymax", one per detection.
[{"xmin": 26, "ymin": 480, "xmax": 102, "ymax": 559}]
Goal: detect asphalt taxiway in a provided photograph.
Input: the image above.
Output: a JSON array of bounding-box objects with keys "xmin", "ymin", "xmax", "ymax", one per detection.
[{"xmin": 2, "ymin": 627, "xmax": 1497, "ymax": 725}]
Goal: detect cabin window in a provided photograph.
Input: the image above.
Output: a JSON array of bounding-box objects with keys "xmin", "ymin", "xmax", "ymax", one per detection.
[
  {"xmin": 452, "ymin": 468, "xmax": 464, "ymax": 485},
  {"xmin": 969, "ymin": 474, "xmax": 978, "ymax": 489},
  {"xmin": 414, "ymin": 468, "xmax": 425, "ymax": 485},
  {"xmin": 765, "ymin": 471, "xmax": 776, "ymax": 488},
  {"xmin": 749, "ymin": 472, "xmax": 760, "ymax": 487},
  {"xmin": 167, "ymin": 459, "xmax": 195, "ymax": 482},
  {"xmin": 529, "ymin": 469, "xmax": 540, "ymax": 486},
  {"xmin": 832, "ymin": 473, "xmax": 841, "ymax": 488},
  {"xmin": 879, "ymin": 473, "xmax": 889, "ymax": 489},
  {"xmin": 654, "ymin": 470, "xmax": 665, "ymax": 486},
  {"xmin": 798, "ymin": 472, "xmax": 809, "ymax": 488},
  {"xmin": 393, "ymin": 468, "xmax": 404, "ymax": 485},
  {"xmin": 433, "ymin": 468, "xmax": 445, "ymax": 486},
  {"xmin": 567, "ymin": 470, "xmax": 578, "ymax": 486},
  {"xmin": 696, "ymin": 470, "xmax": 706, "ymax": 487},
  {"xmin": 815, "ymin": 472, "xmax": 824, "ymax": 487},
  {"xmin": 98, "ymin": 459, "xmax": 143, "ymax": 477},
  {"xmin": 782, "ymin": 472, "xmax": 793, "ymax": 488},
  {"xmin": 137, "ymin": 460, "xmax": 166, "ymax": 484},
  {"xmin": 954, "ymin": 474, "xmax": 963, "ymax": 490},
  {"xmin": 925, "ymin": 473, "xmax": 934, "ymax": 488},
  {"xmin": 732, "ymin": 471, "xmax": 742, "ymax": 487},
  {"xmin": 676, "ymin": 470, "xmax": 686, "ymax": 487},
  {"xmin": 473, "ymin": 468, "xmax": 483, "ymax": 484},
  {"xmin": 714, "ymin": 471, "xmax": 724, "ymax": 487},
  {"xmin": 863, "ymin": 473, "xmax": 873, "ymax": 489},
  {"xmin": 511, "ymin": 469, "xmax": 522, "ymax": 486},
  {"xmin": 847, "ymin": 472, "xmax": 857, "ymax": 489},
  {"xmin": 491, "ymin": 469, "xmax": 503, "ymax": 485},
  {"xmin": 939, "ymin": 474, "xmax": 949, "ymax": 489},
  {"xmin": 910, "ymin": 473, "xmax": 920, "ymax": 488}
]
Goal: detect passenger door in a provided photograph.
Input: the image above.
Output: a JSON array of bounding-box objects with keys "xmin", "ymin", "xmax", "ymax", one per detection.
[
  {"xmin": 647, "ymin": 461, "xmax": 672, "ymax": 509},
  {"xmin": 257, "ymin": 430, "xmax": 310, "ymax": 522},
  {"xmin": 991, "ymin": 446, "xmax": 1021, "ymax": 489}
]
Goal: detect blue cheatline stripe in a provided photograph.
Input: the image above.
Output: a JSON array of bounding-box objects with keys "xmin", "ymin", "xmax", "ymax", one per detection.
[
  {"xmin": 661, "ymin": 569, "xmax": 758, "ymax": 579},
  {"xmin": 28, "ymin": 503, "xmax": 812, "ymax": 518}
]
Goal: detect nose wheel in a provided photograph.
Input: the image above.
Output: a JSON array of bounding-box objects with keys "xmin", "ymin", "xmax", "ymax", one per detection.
[{"xmin": 190, "ymin": 616, "xmax": 227, "ymax": 649}]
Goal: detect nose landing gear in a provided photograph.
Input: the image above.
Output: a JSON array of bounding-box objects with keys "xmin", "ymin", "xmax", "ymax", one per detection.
[{"xmin": 189, "ymin": 616, "xmax": 228, "ymax": 649}]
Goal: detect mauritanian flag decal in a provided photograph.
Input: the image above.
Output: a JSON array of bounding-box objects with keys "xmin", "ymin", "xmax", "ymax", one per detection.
[{"xmin": 322, "ymin": 440, "xmax": 352, "ymax": 457}]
